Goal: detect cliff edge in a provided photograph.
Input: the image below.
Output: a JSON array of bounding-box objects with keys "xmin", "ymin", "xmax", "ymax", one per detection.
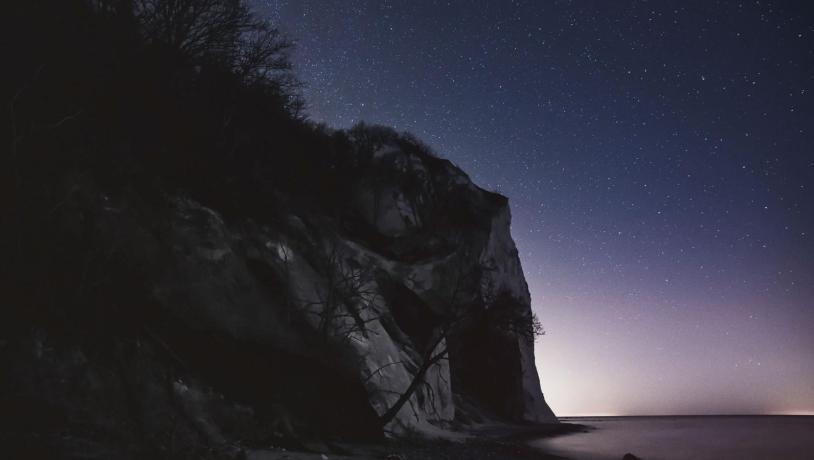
[
  {"xmin": 3, "ymin": 3, "xmax": 555, "ymax": 456},
  {"xmin": 3, "ymin": 128, "xmax": 555, "ymax": 457}
]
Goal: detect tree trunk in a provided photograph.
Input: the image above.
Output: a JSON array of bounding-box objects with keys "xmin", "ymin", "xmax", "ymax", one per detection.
[{"xmin": 378, "ymin": 340, "xmax": 446, "ymax": 428}]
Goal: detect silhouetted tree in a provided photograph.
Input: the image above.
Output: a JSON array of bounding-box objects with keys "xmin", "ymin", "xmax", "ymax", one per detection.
[
  {"xmin": 375, "ymin": 256, "xmax": 544, "ymax": 428},
  {"xmin": 302, "ymin": 241, "xmax": 380, "ymax": 345},
  {"xmin": 134, "ymin": 0, "xmax": 293, "ymax": 79}
]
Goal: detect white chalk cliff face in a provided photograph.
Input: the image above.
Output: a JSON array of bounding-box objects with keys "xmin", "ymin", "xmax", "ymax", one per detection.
[
  {"xmin": 145, "ymin": 142, "xmax": 556, "ymax": 433},
  {"xmin": 14, "ymin": 133, "xmax": 555, "ymax": 450}
]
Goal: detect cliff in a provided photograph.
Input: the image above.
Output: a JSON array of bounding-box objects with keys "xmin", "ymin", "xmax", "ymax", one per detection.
[
  {"xmin": 3, "ymin": 2, "xmax": 556, "ymax": 456},
  {"xmin": 2, "ymin": 129, "xmax": 555, "ymax": 457}
]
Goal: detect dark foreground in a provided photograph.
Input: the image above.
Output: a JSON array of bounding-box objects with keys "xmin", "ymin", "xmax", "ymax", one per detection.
[{"xmin": 246, "ymin": 424, "xmax": 586, "ymax": 460}]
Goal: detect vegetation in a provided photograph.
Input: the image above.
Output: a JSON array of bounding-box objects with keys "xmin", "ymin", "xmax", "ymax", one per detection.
[
  {"xmin": 374, "ymin": 257, "xmax": 545, "ymax": 428},
  {"xmin": 3, "ymin": 0, "xmax": 436, "ymax": 326},
  {"xmin": 2, "ymin": 1, "xmax": 545, "ymax": 453}
]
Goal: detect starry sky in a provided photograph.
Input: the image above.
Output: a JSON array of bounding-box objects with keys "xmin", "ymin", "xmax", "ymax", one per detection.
[{"xmin": 252, "ymin": 0, "xmax": 814, "ymax": 416}]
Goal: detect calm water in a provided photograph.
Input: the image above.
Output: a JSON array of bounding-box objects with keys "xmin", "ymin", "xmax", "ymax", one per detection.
[{"xmin": 531, "ymin": 416, "xmax": 814, "ymax": 460}]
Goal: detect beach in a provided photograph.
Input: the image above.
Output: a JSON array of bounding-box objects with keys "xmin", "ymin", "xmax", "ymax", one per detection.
[
  {"xmin": 246, "ymin": 423, "xmax": 585, "ymax": 460},
  {"xmin": 246, "ymin": 416, "xmax": 814, "ymax": 460}
]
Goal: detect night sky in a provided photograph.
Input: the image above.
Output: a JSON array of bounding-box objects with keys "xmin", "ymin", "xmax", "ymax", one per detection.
[{"xmin": 252, "ymin": 0, "xmax": 814, "ymax": 416}]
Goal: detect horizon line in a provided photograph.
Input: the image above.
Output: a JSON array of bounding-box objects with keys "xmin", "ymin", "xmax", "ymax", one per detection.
[{"xmin": 558, "ymin": 411, "xmax": 814, "ymax": 418}]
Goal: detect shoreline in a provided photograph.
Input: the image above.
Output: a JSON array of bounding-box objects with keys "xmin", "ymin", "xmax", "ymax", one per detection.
[{"xmin": 246, "ymin": 422, "xmax": 588, "ymax": 460}]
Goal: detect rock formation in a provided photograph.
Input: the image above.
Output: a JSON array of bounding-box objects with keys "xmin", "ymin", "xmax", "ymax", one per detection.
[{"xmin": 2, "ymin": 130, "xmax": 555, "ymax": 458}]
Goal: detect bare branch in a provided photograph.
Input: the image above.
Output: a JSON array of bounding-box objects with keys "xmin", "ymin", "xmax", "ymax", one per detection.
[
  {"xmin": 363, "ymin": 360, "xmax": 406, "ymax": 384},
  {"xmin": 48, "ymin": 109, "xmax": 84, "ymax": 129}
]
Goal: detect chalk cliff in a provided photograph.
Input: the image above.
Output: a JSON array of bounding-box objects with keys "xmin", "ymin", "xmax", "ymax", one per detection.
[
  {"xmin": 4, "ymin": 1, "xmax": 557, "ymax": 457},
  {"xmin": 2, "ymin": 129, "xmax": 555, "ymax": 458}
]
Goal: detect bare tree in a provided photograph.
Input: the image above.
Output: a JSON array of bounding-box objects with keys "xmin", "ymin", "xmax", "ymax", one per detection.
[
  {"xmin": 375, "ymin": 255, "xmax": 544, "ymax": 428},
  {"xmin": 279, "ymin": 239, "xmax": 543, "ymax": 430},
  {"xmin": 134, "ymin": 0, "xmax": 248, "ymax": 57},
  {"xmin": 235, "ymin": 23, "xmax": 293, "ymax": 84},
  {"xmin": 299, "ymin": 241, "xmax": 380, "ymax": 346},
  {"xmin": 132, "ymin": 0, "xmax": 297, "ymax": 87},
  {"xmin": 478, "ymin": 271, "xmax": 545, "ymax": 343},
  {"xmin": 373, "ymin": 255, "xmax": 479, "ymax": 426}
]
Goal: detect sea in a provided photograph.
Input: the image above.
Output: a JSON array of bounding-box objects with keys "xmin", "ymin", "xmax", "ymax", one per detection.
[{"xmin": 530, "ymin": 416, "xmax": 814, "ymax": 460}]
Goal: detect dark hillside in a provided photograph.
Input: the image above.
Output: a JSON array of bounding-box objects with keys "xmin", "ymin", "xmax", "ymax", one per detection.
[{"xmin": 2, "ymin": 2, "xmax": 556, "ymax": 458}]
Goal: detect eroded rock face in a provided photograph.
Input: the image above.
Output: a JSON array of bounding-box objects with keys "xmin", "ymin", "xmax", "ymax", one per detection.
[
  {"xmin": 3, "ymin": 138, "xmax": 555, "ymax": 456},
  {"xmin": 137, "ymin": 143, "xmax": 556, "ymax": 432}
]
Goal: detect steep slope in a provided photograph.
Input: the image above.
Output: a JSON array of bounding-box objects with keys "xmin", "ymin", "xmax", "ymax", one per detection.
[
  {"xmin": 2, "ymin": 134, "xmax": 555, "ymax": 458},
  {"xmin": 4, "ymin": 2, "xmax": 556, "ymax": 457}
]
